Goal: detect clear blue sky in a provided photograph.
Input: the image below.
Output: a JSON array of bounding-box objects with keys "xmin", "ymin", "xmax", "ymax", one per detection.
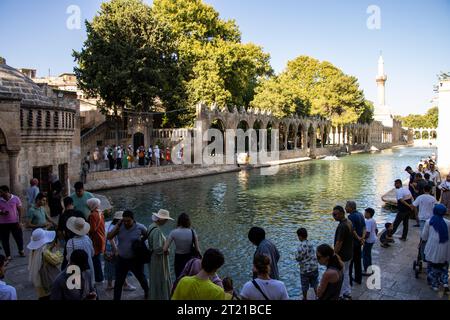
[{"xmin": 1, "ymin": 0, "xmax": 449, "ymax": 116}]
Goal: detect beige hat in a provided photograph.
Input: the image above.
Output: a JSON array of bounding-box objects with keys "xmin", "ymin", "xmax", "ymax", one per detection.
[
  {"xmin": 152, "ymin": 209, "xmax": 174, "ymax": 221},
  {"xmin": 66, "ymin": 217, "xmax": 90, "ymax": 236},
  {"xmin": 113, "ymin": 211, "xmax": 123, "ymax": 220}
]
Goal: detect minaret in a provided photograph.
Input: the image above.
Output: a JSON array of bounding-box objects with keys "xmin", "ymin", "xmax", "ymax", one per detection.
[
  {"xmin": 376, "ymin": 54, "xmax": 387, "ymax": 106},
  {"xmin": 374, "ymin": 53, "xmax": 393, "ymax": 127}
]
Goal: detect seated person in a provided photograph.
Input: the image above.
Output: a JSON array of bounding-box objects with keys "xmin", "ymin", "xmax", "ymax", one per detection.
[{"xmin": 379, "ymin": 223, "xmax": 394, "ymax": 248}]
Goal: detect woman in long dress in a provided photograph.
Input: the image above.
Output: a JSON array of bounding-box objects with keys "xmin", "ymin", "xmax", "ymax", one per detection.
[{"xmin": 148, "ymin": 209, "xmax": 173, "ymax": 300}]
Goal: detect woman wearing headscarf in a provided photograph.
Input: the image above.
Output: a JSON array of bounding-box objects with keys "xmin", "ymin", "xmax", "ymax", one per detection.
[
  {"xmin": 86, "ymin": 198, "xmax": 105, "ymax": 284},
  {"xmin": 148, "ymin": 209, "xmax": 173, "ymax": 300},
  {"xmin": 421, "ymin": 204, "xmax": 450, "ymax": 293},
  {"xmin": 27, "ymin": 228, "xmax": 63, "ymax": 299}
]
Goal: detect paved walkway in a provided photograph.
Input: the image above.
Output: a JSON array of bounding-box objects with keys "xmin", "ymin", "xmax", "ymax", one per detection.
[{"xmin": 2, "ymin": 220, "xmax": 449, "ymax": 300}]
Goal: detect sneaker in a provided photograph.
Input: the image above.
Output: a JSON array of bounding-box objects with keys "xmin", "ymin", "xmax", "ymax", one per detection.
[
  {"xmin": 19, "ymin": 251, "xmax": 26, "ymax": 257},
  {"xmin": 343, "ymin": 294, "xmax": 352, "ymax": 300},
  {"xmin": 362, "ymin": 271, "xmax": 374, "ymax": 277},
  {"xmin": 432, "ymin": 286, "xmax": 439, "ymax": 292},
  {"xmin": 381, "ymin": 243, "xmax": 390, "ymax": 248},
  {"xmin": 123, "ymin": 284, "xmax": 137, "ymax": 291}
]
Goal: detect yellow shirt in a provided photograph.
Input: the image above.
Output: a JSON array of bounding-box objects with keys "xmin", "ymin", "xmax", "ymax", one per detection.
[{"xmin": 172, "ymin": 276, "xmax": 228, "ymax": 300}]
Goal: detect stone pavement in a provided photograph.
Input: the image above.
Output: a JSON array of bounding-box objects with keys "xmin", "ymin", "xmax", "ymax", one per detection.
[{"xmin": 2, "ymin": 220, "xmax": 449, "ymax": 300}]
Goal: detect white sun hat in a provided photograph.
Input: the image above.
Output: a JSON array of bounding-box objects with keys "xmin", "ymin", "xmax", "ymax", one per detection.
[
  {"xmin": 152, "ymin": 209, "xmax": 174, "ymax": 221},
  {"xmin": 113, "ymin": 211, "xmax": 124, "ymax": 220},
  {"xmin": 66, "ymin": 217, "xmax": 90, "ymax": 236},
  {"xmin": 27, "ymin": 228, "xmax": 56, "ymax": 250}
]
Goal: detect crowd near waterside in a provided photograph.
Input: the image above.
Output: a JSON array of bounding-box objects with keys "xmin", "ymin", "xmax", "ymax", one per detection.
[{"xmin": 1, "ymin": 155, "xmax": 450, "ymax": 301}]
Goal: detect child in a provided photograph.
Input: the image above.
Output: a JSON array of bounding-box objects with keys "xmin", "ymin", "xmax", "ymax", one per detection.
[
  {"xmin": 222, "ymin": 276, "xmax": 240, "ymax": 300},
  {"xmin": 380, "ymin": 223, "xmax": 394, "ymax": 248},
  {"xmin": 295, "ymin": 228, "xmax": 319, "ymax": 300},
  {"xmin": 363, "ymin": 208, "xmax": 377, "ymax": 275}
]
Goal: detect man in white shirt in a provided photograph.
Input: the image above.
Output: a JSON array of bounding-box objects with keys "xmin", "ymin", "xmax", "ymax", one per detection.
[
  {"xmin": 0, "ymin": 254, "xmax": 17, "ymax": 300},
  {"xmin": 413, "ymin": 185, "xmax": 437, "ymax": 230},
  {"xmin": 426, "ymin": 162, "xmax": 442, "ymax": 200},
  {"xmin": 392, "ymin": 179, "xmax": 414, "ymax": 241}
]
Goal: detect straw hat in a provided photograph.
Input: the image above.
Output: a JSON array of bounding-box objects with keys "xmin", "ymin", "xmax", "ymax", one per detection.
[
  {"xmin": 152, "ymin": 209, "xmax": 174, "ymax": 221},
  {"xmin": 113, "ymin": 211, "xmax": 124, "ymax": 220},
  {"xmin": 66, "ymin": 217, "xmax": 90, "ymax": 236},
  {"xmin": 27, "ymin": 228, "xmax": 56, "ymax": 250}
]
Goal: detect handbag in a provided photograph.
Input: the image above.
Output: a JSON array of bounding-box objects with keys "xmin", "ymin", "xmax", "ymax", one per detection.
[
  {"xmin": 39, "ymin": 259, "xmax": 61, "ymax": 293},
  {"xmin": 190, "ymin": 229, "xmax": 202, "ymax": 259},
  {"xmin": 132, "ymin": 227, "xmax": 156, "ymax": 264}
]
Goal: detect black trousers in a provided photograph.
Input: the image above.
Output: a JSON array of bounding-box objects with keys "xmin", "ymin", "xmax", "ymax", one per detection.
[
  {"xmin": 114, "ymin": 256, "xmax": 148, "ymax": 300},
  {"xmin": 174, "ymin": 253, "xmax": 193, "ymax": 279},
  {"xmin": 0, "ymin": 223, "xmax": 24, "ymax": 257},
  {"xmin": 349, "ymin": 242, "xmax": 362, "ymax": 284},
  {"xmin": 392, "ymin": 210, "xmax": 410, "ymax": 239}
]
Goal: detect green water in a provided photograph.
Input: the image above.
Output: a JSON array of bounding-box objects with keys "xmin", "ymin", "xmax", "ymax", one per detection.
[{"xmin": 99, "ymin": 146, "xmax": 435, "ymax": 298}]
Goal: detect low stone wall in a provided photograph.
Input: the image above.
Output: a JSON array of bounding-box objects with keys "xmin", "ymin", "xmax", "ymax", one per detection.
[{"xmin": 84, "ymin": 164, "xmax": 241, "ymax": 191}]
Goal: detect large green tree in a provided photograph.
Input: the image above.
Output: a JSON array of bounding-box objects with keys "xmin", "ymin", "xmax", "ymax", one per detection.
[
  {"xmin": 73, "ymin": 0, "xmax": 183, "ymax": 123},
  {"xmin": 251, "ymin": 56, "xmax": 372, "ymax": 125},
  {"xmin": 152, "ymin": 0, "xmax": 273, "ymax": 122}
]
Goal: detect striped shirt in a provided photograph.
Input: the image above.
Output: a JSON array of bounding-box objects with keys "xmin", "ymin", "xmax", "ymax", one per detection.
[{"xmin": 66, "ymin": 235, "xmax": 95, "ymax": 283}]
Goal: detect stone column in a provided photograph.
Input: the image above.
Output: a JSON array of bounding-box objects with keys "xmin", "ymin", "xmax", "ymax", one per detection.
[
  {"xmin": 302, "ymin": 129, "xmax": 308, "ymax": 150},
  {"xmin": 7, "ymin": 150, "xmax": 19, "ymax": 195}
]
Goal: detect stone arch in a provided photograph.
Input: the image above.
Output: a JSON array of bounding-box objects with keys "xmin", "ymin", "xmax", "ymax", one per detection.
[
  {"xmin": 209, "ymin": 119, "xmax": 227, "ymax": 155},
  {"xmin": 253, "ymin": 120, "xmax": 263, "ymax": 152},
  {"xmin": 279, "ymin": 122, "xmax": 287, "ymax": 151},
  {"xmin": 297, "ymin": 122, "xmax": 305, "ymax": 149},
  {"xmin": 287, "ymin": 123, "xmax": 296, "ymax": 150},
  {"xmin": 266, "ymin": 121, "xmax": 274, "ymax": 151},
  {"xmin": 307, "ymin": 123, "xmax": 315, "ymax": 148}
]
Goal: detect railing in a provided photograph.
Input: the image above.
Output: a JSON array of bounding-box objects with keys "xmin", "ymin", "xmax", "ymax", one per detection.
[{"xmin": 151, "ymin": 128, "xmax": 193, "ymax": 139}]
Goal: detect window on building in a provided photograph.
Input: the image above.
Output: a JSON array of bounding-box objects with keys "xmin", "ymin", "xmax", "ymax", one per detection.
[
  {"xmin": 58, "ymin": 163, "xmax": 68, "ymax": 196},
  {"xmin": 54, "ymin": 111, "xmax": 59, "ymax": 128},
  {"xmin": 37, "ymin": 110, "xmax": 42, "ymax": 128},
  {"xmin": 45, "ymin": 111, "xmax": 51, "ymax": 128},
  {"xmin": 32, "ymin": 166, "xmax": 52, "ymax": 195},
  {"xmin": 28, "ymin": 110, "xmax": 33, "ymax": 127}
]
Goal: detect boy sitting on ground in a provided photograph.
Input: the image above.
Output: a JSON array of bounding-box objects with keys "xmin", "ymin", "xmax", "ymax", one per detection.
[
  {"xmin": 295, "ymin": 228, "xmax": 319, "ymax": 300},
  {"xmin": 380, "ymin": 223, "xmax": 394, "ymax": 248}
]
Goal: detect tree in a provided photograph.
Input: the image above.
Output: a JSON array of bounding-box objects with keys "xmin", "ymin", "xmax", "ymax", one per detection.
[
  {"xmin": 251, "ymin": 56, "xmax": 372, "ymax": 125},
  {"xmin": 152, "ymin": 0, "xmax": 273, "ymax": 124},
  {"xmin": 73, "ymin": 0, "xmax": 183, "ymax": 136},
  {"xmin": 398, "ymin": 106, "xmax": 438, "ymax": 128}
]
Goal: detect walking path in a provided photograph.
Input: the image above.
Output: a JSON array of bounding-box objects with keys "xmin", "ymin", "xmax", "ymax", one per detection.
[{"xmin": 2, "ymin": 220, "xmax": 448, "ymax": 300}]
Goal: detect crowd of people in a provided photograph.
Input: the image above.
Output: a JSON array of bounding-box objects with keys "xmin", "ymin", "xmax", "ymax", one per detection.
[
  {"xmin": 81, "ymin": 144, "xmax": 183, "ymax": 179},
  {"xmin": 1, "ymin": 155, "xmax": 450, "ymax": 301}
]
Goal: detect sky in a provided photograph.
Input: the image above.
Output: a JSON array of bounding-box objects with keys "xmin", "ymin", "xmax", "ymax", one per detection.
[{"xmin": 1, "ymin": 0, "xmax": 449, "ymax": 116}]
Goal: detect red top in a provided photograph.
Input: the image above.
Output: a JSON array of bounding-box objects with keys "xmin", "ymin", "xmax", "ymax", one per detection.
[{"xmin": 88, "ymin": 210, "xmax": 106, "ymax": 255}]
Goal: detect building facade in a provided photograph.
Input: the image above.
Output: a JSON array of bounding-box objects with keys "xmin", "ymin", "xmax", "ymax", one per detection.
[{"xmin": 0, "ymin": 60, "xmax": 80, "ymax": 201}]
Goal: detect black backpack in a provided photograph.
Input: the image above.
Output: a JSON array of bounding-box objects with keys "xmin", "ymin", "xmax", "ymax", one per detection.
[{"xmin": 132, "ymin": 227, "xmax": 157, "ymax": 264}]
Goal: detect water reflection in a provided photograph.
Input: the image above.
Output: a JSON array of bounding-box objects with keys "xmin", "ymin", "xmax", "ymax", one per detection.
[{"xmin": 100, "ymin": 147, "xmax": 435, "ymax": 299}]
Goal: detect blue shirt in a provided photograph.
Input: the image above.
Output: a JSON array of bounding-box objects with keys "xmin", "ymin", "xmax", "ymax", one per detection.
[
  {"xmin": 348, "ymin": 211, "xmax": 366, "ymax": 239},
  {"xmin": 255, "ymin": 239, "xmax": 280, "ymax": 280},
  {"xmin": 0, "ymin": 280, "xmax": 17, "ymax": 300}
]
